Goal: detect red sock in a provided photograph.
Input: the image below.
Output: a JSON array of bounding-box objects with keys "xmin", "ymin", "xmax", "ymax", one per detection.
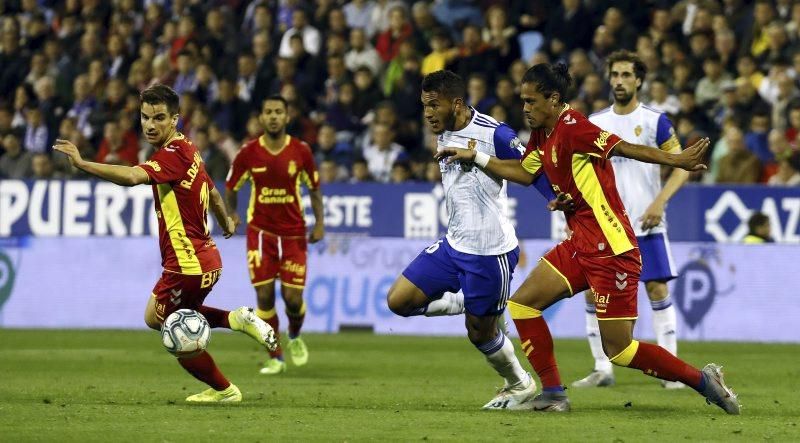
[
  {"xmin": 177, "ymin": 351, "xmax": 230, "ymax": 391},
  {"xmin": 627, "ymin": 342, "xmax": 703, "ymax": 389},
  {"xmin": 286, "ymin": 303, "xmax": 305, "ymax": 339},
  {"xmin": 513, "ymin": 316, "xmax": 562, "ymax": 389},
  {"xmin": 197, "ymin": 306, "xmax": 230, "ymax": 329},
  {"xmin": 257, "ymin": 309, "xmax": 283, "ymax": 359}
]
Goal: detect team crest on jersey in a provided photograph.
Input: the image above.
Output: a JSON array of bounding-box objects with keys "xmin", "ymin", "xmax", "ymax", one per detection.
[
  {"xmin": 634, "ymin": 125, "xmax": 643, "ymax": 137},
  {"xmin": 467, "ymin": 139, "xmax": 477, "ymax": 150},
  {"xmin": 551, "ymin": 145, "xmax": 558, "ymax": 166},
  {"xmin": 288, "ymin": 160, "xmax": 297, "ymax": 176}
]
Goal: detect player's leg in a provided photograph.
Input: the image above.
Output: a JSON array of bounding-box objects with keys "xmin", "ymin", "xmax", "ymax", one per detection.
[
  {"xmin": 571, "ymin": 290, "xmax": 615, "ymax": 388},
  {"xmin": 150, "ymin": 272, "xmax": 240, "ymax": 402},
  {"xmin": 387, "ymin": 238, "xmax": 461, "ymax": 317},
  {"xmin": 507, "ymin": 243, "xmax": 583, "ymax": 412},
  {"xmin": 592, "ymin": 252, "xmax": 739, "ymax": 414},
  {"xmin": 639, "ymin": 233, "xmax": 681, "ymax": 388},
  {"xmin": 278, "ymin": 236, "xmax": 312, "ymax": 366}
]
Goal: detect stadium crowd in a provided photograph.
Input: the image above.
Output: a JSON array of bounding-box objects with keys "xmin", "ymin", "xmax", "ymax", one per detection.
[{"xmin": 1, "ymin": 0, "xmax": 800, "ymax": 186}]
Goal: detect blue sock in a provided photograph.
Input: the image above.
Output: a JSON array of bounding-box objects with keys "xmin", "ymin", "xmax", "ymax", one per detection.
[{"xmin": 543, "ymin": 386, "xmax": 565, "ymax": 393}]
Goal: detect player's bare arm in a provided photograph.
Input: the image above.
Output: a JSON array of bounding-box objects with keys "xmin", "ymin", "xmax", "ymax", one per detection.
[
  {"xmin": 641, "ymin": 168, "xmax": 690, "ymax": 230},
  {"xmin": 209, "ymin": 187, "xmax": 236, "ymax": 238},
  {"xmin": 53, "ymin": 139, "xmax": 150, "ymax": 186},
  {"xmin": 612, "ymin": 137, "xmax": 710, "ymax": 172},
  {"xmin": 223, "ymin": 188, "xmax": 242, "ymax": 230},
  {"xmin": 308, "ymin": 188, "xmax": 325, "ymax": 244},
  {"xmin": 435, "ymin": 147, "xmax": 535, "ymax": 185}
]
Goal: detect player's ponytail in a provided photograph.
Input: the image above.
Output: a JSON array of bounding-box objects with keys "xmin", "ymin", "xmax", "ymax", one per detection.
[{"xmin": 522, "ymin": 63, "xmax": 573, "ymax": 104}]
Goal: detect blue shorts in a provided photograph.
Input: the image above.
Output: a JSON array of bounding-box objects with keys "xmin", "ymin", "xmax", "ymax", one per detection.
[
  {"xmin": 402, "ymin": 237, "xmax": 520, "ymax": 317},
  {"xmin": 638, "ymin": 233, "xmax": 678, "ymax": 283}
]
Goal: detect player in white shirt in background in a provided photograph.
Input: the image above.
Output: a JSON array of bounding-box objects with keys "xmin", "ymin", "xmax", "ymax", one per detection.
[
  {"xmin": 572, "ymin": 50, "xmax": 690, "ymax": 390},
  {"xmin": 387, "ymin": 70, "xmax": 559, "ymax": 410}
]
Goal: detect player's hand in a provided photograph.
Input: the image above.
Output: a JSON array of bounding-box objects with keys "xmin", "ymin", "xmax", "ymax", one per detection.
[
  {"xmin": 673, "ymin": 137, "xmax": 710, "ymax": 171},
  {"xmin": 222, "ymin": 216, "xmax": 236, "ymax": 238},
  {"xmin": 434, "ymin": 147, "xmax": 476, "ymax": 164},
  {"xmin": 547, "ymin": 192, "xmax": 575, "ymax": 212},
  {"xmin": 309, "ymin": 223, "xmax": 324, "ymax": 244},
  {"xmin": 52, "ymin": 139, "xmax": 84, "ymax": 167},
  {"xmin": 640, "ymin": 200, "xmax": 665, "ymax": 230},
  {"xmin": 230, "ymin": 212, "xmax": 242, "ymax": 231}
]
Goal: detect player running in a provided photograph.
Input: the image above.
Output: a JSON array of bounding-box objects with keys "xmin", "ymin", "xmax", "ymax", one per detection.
[
  {"xmin": 387, "ymin": 70, "xmax": 562, "ymax": 411},
  {"xmin": 437, "ymin": 64, "xmax": 740, "ymax": 414},
  {"xmin": 573, "ymin": 50, "xmax": 689, "ymax": 389},
  {"xmin": 225, "ymin": 95, "xmax": 324, "ymax": 375},
  {"xmin": 54, "ymin": 84, "xmax": 277, "ymax": 403}
]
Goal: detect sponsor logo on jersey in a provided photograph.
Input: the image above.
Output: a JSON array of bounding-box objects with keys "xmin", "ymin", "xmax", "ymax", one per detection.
[{"xmin": 594, "ymin": 131, "xmax": 612, "ymax": 150}]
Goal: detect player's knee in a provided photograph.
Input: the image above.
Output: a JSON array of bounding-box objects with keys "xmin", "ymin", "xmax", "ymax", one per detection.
[
  {"xmin": 646, "ymin": 282, "xmax": 668, "ymax": 302},
  {"xmin": 467, "ymin": 325, "xmax": 496, "ymax": 345},
  {"xmin": 601, "ymin": 338, "xmax": 631, "ymax": 361}
]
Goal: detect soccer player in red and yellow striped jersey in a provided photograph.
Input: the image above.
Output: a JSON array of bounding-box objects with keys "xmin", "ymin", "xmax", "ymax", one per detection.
[
  {"xmin": 436, "ymin": 64, "xmax": 740, "ymax": 415},
  {"xmin": 225, "ymin": 95, "xmax": 324, "ymax": 375},
  {"xmin": 54, "ymin": 84, "xmax": 277, "ymax": 403}
]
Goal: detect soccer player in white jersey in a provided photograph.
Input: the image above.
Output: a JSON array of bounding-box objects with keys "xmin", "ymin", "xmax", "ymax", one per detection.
[
  {"xmin": 386, "ymin": 70, "xmax": 558, "ymax": 410},
  {"xmin": 572, "ymin": 50, "xmax": 690, "ymax": 390}
]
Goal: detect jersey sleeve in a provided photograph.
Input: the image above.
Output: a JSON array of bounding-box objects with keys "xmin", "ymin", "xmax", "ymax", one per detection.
[
  {"xmin": 656, "ymin": 113, "xmax": 681, "ymax": 153},
  {"xmin": 492, "ymin": 124, "xmax": 525, "ymax": 160},
  {"xmin": 299, "ymin": 142, "xmax": 320, "ymax": 190},
  {"xmin": 136, "ymin": 148, "xmax": 187, "ymax": 184},
  {"xmin": 225, "ymin": 148, "xmax": 250, "ymax": 191},
  {"xmin": 520, "ymin": 147, "xmax": 543, "ymax": 176},
  {"xmin": 567, "ymin": 115, "xmax": 622, "ymax": 158}
]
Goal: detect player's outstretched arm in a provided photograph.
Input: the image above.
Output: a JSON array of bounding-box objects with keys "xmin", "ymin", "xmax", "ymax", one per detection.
[
  {"xmin": 53, "ymin": 139, "xmax": 149, "ymax": 186},
  {"xmin": 210, "ymin": 187, "xmax": 236, "ymax": 238},
  {"xmin": 612, "ymin": 138, "xmax": 710, "ymax": 171},
  {"xmin": 223, "ymin": 188, "xmax": 241, "ymax": 230},
  {"xmin": 435, "ymin": 147, "xmax": 535, "ymax": 185},
  {"xmin": 308, "ymin": 188, "xmax": 325, "ymax": 243}
]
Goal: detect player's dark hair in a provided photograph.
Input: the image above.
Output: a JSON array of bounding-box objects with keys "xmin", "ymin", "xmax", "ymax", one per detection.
[
  {"xmin": 140, "ymin": 84, "xmax": 180, "ymax": 115},
  {"xmin": 607, "ymin": 50, "xmax": 647, "ymax": 91},
  {"xmin": 748, "ymin": 212, "xmax": 770, "ymax": 233},
  {"xmin": 421, "ymin": 70, "xmax": 466, "ymax": 100},
  {"xmin": 263, "ymin": 94, "xmax": 288, "ymax": 110},
  {"xmin": 521, "ymin": 63, "xmax": 572, "ymax": 103}
]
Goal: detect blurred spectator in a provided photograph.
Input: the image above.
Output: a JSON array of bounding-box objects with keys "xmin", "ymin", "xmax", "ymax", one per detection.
[
  {"xmin": 194, "ymin": 129, "xmax": 229, "ymax": 182},
  {"xmin": 314, "ymin": 123, "xmax": 354, "ymax": 169},
  {"xmin": 95, "ymin": 120, "xmax": 139, "ymax": 166},
  {"xmin": 545, "ymin": 0, "xmax": 593, "ymax": 57},
  {"xmin": 648, "ymin": 77, "xmax": 680, "ymax": 115},
  {"xmin": 319, "ymin": 158, "xmax": 343, "ymax": 184},
  {"xmin": 717, "ymin": 126, "xmax": 762, "ymax": 184},
  {"xmin": 375, "ymin": 5, "xmax": 413, "ymax": 63},
  {"xmin": 210, "ymin": 78, "xmax": 248, "ymax": 139},
  {"xmin": 349, "ymin": 155, "xmax": 374, "ymax": 183},
  {"xmin": 31, "ymin": 153, "xmax": 61, "ymax": 179},
  {"xmin": 344, "ymin": 28, "xmax": 383, "ymax": 76},
  {"xmin": 448, "ymin": 24, "xmax": 496, "ymax": 84},
  {"xmin": 173, "ymin": 50, "xmax": 198, "ymax": 96},
  {"xmin": 0, "ymin": 133, "xmax": 33, "ymax": 179},
  {"xmin": 467, "ymin": 74, "xmax": 496, "ymax": 114},
  {"xmin": 421, "ymin": 29, "xmax": 454, "ymax": 76},
  {"xmin": 389, "ymin": 159, "xmax": 412, "ymax": 183},
  {"xmin": 494, "ymin": 76, "xmax": 524, "ymax": 130},
  {"xmin": 0, "ymin": 107, "xmax": 18, "ymax": 139},
  {"xmin": 695, "ymin": 55, "xmax": 732, "ymax": 107},
  {"xmin": 767, "ymin": 130, "xmax": 800, "ymax": 186},
  {"xmin": 483, "ymin": 5, "xmax": 520, "ymax": 74},
  {"xmin": 352, "ymin": 67, "xmax": 384, "ymax": 119},
  {"xmin": 0, "ymin": 28, "xmax": 29, "ymax": 98},
  {"xmin": 23, "ymin": 106, "xmax": 49, "ymax": 154},
  {"xmin": 363, "ymin": 122, "xmax": 404, "ymax": 182},
  {"xmin": 279, "ymin": 9, "xmax": 321, "ymax": 58},
  {"xmin": 743, "ymin": 212, "xmax": 774, "ymax": 244},
  {"xmin": 425, "ymin": 161, "xmax": 442, "ymax": 183},
  {"xmin": 344, "ymin": 0, "xmax": 375, "ymax": 35},
  {"xmin": 745, "ymin": 110, "xmax": 775, "ymax": 166},
  {"xmin": 236, "ymin": 52, "xmax": 259, "ymax": 108}
]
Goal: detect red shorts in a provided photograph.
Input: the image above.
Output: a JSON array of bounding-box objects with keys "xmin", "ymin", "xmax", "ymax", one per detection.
[
  {"xmin": 151, "ymin": 269, "xmax": 222, "ymax": 323},
  {"xmin": 542, "ymin": 240, "xmax": 642, "ymax": 320},
  {"xmin": 246, "ymin": 225, "xmax": 308, "ymax": 288}
]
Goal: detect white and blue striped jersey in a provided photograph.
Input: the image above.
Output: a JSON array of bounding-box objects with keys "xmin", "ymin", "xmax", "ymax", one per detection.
[
  {"xmin": 437, "ymin": 110, "xmax": 525, "ymax": 255},
  {"xmin": 589, "ymin": 103, "xmax": 681, "ymax": 236}
]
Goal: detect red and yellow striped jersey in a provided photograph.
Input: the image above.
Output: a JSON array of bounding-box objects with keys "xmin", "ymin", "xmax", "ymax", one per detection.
[
  {"xmin": 136, "ymin": 135, "xmax": 221, "ymax": 275},
  {"xmin": 521, "ymin": 107, "xmax": 637, "ymax": 257},
  {"xmin": 225, "ymin": 135, "xmax": 319, "ymax": 237}
]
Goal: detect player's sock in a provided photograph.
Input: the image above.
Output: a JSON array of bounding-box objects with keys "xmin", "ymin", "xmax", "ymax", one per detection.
[
  {"xmin": 197, "ymin": 306, "xmax": 230, "ymax": 329},
  {"xmin": 177, "ymin": 351, "xmax": 230, "ymax": 391},
  {"xmin": 256, "ymin": 307, "xmax": 283, "ymax": 360},
  {"xmin": 609, "ymin": 340, "xmax": 703, "ymax": 389},
  {"xmin": 585, "ymin": 302, "xmax": 612, "ymax": 373},
  {"xmin": 286, "ymin": 301, "xmax": 306, "ymax": 339},
  {"xmin": 476, "ymin": 331, "xmax": 527, "ymax": 386},
  {"xmin": 508, "ymin": 301, "xmax": 563, "ymax": 391},
  {"xmin": 651, "ymin": 296, "xmax": 678, "ymax": 355},
  {"xmin": 424, "ymin": 292, "xmax": 465, "ymax": 317}
]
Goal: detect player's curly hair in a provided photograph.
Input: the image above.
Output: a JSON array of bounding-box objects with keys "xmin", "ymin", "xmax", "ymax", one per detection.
[
  {"xmin": 521, "ymin": 63, "xmax": 572, "ymax": 103},
  {"xmin": 421, "ymin": 70, "xmax": 466, "ymax": 100},
  {"xmin": 606, "ymin": 50, "xmax": 647, "ymax": 90},
  {"xmin": 140, "ymin": 84, "xmax": 180, "ymax": 115}
]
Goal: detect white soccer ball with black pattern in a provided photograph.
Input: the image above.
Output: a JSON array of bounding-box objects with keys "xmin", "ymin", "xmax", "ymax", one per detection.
[{"xmin": 161, "ymin": 309, "xmax": 211, "ymax": 356}]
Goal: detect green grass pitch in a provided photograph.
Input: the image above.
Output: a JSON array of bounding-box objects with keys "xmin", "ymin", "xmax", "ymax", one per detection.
[{"xmin": 1, "ymin": 330, "xmax": 798, "ymax": 442}]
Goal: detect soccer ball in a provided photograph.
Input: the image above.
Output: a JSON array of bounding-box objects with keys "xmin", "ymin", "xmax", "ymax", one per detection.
[{"xmin": 161, "ymin": 309, "xmax": 211, "ymax": 356}]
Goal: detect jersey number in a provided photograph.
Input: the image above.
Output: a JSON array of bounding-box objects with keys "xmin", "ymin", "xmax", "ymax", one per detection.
[{"xmin": 200, "ymin": 182, "xmax": 210, "ymax": 235}]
